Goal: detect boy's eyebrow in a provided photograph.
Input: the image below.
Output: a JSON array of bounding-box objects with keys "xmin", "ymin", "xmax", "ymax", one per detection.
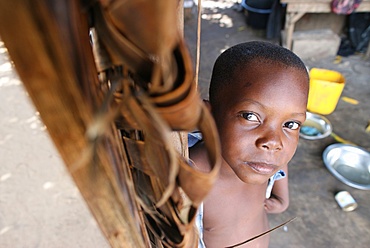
[
  {"xmin": 240, "ymin": 98, "xmax": 307, "ymax": 118},
  {"xmin": 240, "ymin": 98, "xmax": 262, "ymax": 104},
  {"xmin": 290, "ymin": 112, "xmax": 307, "ymax": 119},
  {"xmin": 239, "ymin": 98, "xmax": 266, "ymax": 109},
  {"xmin": 292, "ymin": 112, "xmax": 306, "ymax": 117}
]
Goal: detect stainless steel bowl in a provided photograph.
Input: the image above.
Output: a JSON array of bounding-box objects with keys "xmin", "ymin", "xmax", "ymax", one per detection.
[
  {"xmin": 299, "ymin": 112, "xmax": 332, "ymax": 140},
  {"xmin": 323, "ymin": 144, "xmax": 370, "ymax": 190}
]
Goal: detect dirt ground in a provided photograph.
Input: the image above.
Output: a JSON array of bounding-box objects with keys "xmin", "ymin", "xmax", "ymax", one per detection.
[
  {"xmin": 0, "ymin": 43, "xmax": 109, "ymax": 247},
  {"xmin": 1, "ymin": 1, "xmax": 370, "ymax": 247}
]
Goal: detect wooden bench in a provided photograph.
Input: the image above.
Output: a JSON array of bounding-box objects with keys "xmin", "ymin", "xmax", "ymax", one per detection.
[{"xmin": 281, "ymin": 0, "xmax": 370, "ymax": 57}]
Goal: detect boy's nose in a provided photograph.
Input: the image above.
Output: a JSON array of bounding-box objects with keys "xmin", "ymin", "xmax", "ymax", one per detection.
[{"xmin": 255, "ymin": 129, "xmax": 283, "ymax": 151}]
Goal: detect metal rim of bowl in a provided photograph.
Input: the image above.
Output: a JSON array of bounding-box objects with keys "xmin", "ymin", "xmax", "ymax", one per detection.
[
  {"xmin": 323, "ymin": 143, "xmax": 370, "ymax": 190},
  {"xmin": 299, "ymin": 112, "xmax": 332, "ymax": 140}
]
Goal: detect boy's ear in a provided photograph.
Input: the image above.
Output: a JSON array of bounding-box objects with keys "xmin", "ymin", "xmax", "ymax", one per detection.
[{"xmin": 203, "ymin": 99, "xmax": 211, "ymax": 111}]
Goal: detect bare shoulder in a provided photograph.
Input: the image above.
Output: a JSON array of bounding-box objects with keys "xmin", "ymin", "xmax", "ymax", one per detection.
[{"xmin": 189, "ymin": 142, "xmax": 211, "ymax": 172}]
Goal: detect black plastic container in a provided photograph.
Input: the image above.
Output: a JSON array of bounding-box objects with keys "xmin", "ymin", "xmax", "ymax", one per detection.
[{"xmin": 241, "ymin": 0, "xmax": 274, "ymax": 29}]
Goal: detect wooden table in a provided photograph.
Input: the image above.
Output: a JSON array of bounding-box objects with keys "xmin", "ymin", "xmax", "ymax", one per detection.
[{"xmin": 281, "ymin": 0, "xmax": 370, "ymax": 56}]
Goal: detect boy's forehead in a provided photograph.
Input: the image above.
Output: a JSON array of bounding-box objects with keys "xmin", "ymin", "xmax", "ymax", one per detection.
[
  {"xmin": 234, "ymin": 61, "xmax": 308, "ymax": 86},
  {"xmin": 211, "ymin": 59, "xmax": 309, "ymax": 108},
  {"xmin": 227, "ymin": 63, "xmax": 309, "ymax": 99}
]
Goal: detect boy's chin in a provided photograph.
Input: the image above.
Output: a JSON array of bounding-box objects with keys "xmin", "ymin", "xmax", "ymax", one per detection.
[{"xmin": 238, "ymin": 173, "xmax": 271, "ymax": 185}]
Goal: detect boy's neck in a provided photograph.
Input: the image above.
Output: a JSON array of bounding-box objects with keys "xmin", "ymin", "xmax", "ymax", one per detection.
[{"xmin": 218, "ymin": 161, "xmax": 269, "ymax": 192}]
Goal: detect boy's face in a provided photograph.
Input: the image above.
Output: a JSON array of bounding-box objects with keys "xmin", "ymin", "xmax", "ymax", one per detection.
[{"xmin": 211, "ymin": 61, "xmax": 308, "ymax": 185}]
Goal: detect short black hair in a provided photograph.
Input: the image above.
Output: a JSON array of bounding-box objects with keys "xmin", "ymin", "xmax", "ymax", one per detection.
[{"xmin": 209, "ymin": 41, "xmax": 308, "ymax": 104}]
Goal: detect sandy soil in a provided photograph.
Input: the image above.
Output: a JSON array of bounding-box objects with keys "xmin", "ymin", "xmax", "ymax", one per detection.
[{"xmin": 0, "ymin": 41, "xmax": 109, "ymax": 248}]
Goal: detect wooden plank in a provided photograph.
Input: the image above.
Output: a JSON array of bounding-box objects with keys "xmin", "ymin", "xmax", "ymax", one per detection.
[
  {"xmin": 283, "ymin": 0, "xmax": 370, "ymax": 13},
  {"xmin": 286, "ymin": 2, "xmax": 370, "ymax": 12},
  {"xmin": 286, "ymin": 3, "xmax": 331, "ymax": 12},
  {"xmin": 281, "ymin": 0, "xmax": 331, "ymax": 3},
  {"xmin": 357, "ymin": 2, "xmax": 370, "ymax": 11}
]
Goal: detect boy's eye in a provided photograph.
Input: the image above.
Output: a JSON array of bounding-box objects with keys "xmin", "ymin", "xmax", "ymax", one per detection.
[
  {"xmin": 284, "ymin": 121, "xmax": 300, "ymax": 130},
  {"xmin": 241, "ymin": 113, "xmax": 259, "ymax": 122}
]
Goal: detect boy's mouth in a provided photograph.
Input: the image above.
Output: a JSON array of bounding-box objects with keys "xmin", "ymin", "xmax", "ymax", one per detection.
[{"xmin": 246, "ymin": 162, "xmax": 277, "ymax": 175}]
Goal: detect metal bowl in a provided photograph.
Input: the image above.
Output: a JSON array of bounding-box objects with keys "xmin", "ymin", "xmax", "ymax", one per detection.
[
  {"xmin": 299, "ymin": 112, "xmax": 332, "ymax": 140},
  {"xmin": 323, "ymin": 144, "xmax": 370, "ymax": 190}
]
